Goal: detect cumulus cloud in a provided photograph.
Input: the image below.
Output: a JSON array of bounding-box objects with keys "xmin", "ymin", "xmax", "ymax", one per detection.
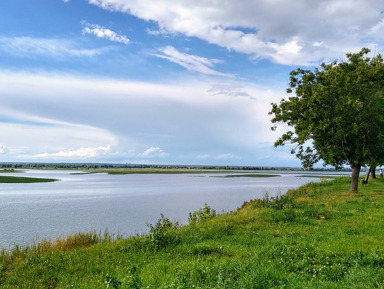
[
  {"xmin": 28, "ymin": 145, "xmax": 112, "ymax": 160},
  {"xmin": 0, "ymin": 37, "xmax": 103, "ymax": 58},
  {"xmin": 88, "ymin": 0, "xmax": 384, "ymax": 65},
  {"xmin": 152, "ymin": 46, "xmax": 232, "ymax": 76},
  {"xmin": 82, "ymin": 22, "xmax": 130, "ymax": 45},
  {"xmin": 138, "ymin": 147, "xmax": 168, "ymax": 158}
]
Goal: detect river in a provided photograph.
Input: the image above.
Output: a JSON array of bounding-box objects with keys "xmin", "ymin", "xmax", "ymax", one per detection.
[{"xmin": 0, "ymin": 169, "xmax": 346, "ymax": 249}]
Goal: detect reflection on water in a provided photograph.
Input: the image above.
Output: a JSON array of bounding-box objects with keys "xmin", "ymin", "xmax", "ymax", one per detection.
[{"xmin": 0, "ymin": 170, "xmax": 348, "ymax": 249}]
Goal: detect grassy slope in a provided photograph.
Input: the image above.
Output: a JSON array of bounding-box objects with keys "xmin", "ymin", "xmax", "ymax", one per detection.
[{"xmin": 1, "ymin": 177, "xmax": 384, "ymax": 288}]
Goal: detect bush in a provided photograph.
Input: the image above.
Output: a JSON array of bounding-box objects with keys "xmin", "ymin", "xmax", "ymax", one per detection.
[
  {"xmin": 261, "ymin": 193, "xmax": 296, "ymax": 210},
  {"xmin": 237, "ymin": 198, "xmax": 263, "ymax": 210},
  {"xmin": 146, "ymin": 214, "xmax": 178, "ymax": 250},
  {"xmin": 188, "ymin": 203, "xmax": 217, "ymax": 224}
]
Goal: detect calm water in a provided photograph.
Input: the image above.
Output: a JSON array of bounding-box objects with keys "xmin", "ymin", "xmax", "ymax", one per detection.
[{"xmin": 0, "ymin": 170, "xmax": 345, "ymax": 249}]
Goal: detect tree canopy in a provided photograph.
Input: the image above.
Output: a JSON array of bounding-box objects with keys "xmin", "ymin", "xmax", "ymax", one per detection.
[{"xmin": 270, "ymin": 48, "xmax": 384, "ymax": 191}]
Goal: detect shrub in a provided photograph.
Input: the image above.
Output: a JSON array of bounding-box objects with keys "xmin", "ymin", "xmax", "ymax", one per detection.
[
  {"xmin": 261, "ymin": 193, "xmax": 296, "ymax": 210},
  {"xmin": 188, "ymin": 203, "xmax": 217, "ymax": 224},
  {"xmin": 146, "ymin": 214, "xmax": 178, "ymax": 250},
  {"xmin": 237, "ymin": 198, "xmax": 263, "ymax": 210}
]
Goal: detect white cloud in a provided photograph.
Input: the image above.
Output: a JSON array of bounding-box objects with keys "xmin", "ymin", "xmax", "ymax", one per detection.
[
  {"xmin": 197, "ymin": 153, "xmax": 240, "ymax": 161},
  {"xmin": 82, "ymin": 22, "xmax": 130, "ymax": 45},
  {"xmin": 207, "ymin": 83, "xmax": 251, "ymax": 98},
  {"xmin": 138, "ymin": 147, "xmax": 168, "ymax": 158},
  {"xmin": 0, "ymin": 37, "xmax": 103, "ymax": 58},
  {"xmin": 28, "ymin": 145, "xmax": 112, "ymax": 159},
  {"xmin": 88, "ymin": 0, "xmax": 384, "ymax": 65},
  {"xmin": 0, "ymin": 121, "xmax": 118, "ymax": 161},
  {"xmin": 0, "ymin": 69, "xmax": 289, "ymax": 165},
  {"xmin": 152, "ymin": 46, "xmax": 232, "ymax": 76},
  {"xmin": 0, "ymin": 144, "xmax": 7, "ymax": 154},
  {"xmin": 215, "ymin": 154, "xmax": 240, "ymax": 160},
  {"xmin": 197, "ymin": 154, "xmax": 210, "ymax": 159}
]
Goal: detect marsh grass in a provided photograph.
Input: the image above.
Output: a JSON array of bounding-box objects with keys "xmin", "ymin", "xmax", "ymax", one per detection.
[
  {"xmin": 2, "ymin": 176, "xmax": 384, "ymax": 288},
  {"xmin": 0, "ymin": 169, "xmax": 21, "ymax": 173},
  {"xmin": 0, "ymin": 175, "xmax": 57, "ymax": 183}
]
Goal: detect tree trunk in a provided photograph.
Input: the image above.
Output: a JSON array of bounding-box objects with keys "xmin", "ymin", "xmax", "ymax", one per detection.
[
  {"xmin": 371, "ymin": 166, "xmax": 377, "ymax": 179},
  {"xmin": 350, "ymin": 162, "xmax": 361, "ymax": 192},
  {"xmin": 363, "ymin": 167, "xmax": 371, "ymax": 184}
]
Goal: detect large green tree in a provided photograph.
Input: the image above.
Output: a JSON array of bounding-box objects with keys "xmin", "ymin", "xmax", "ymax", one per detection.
[{"xmin": 270, "ymin": 48, "xmax": 384, "ymax": 191}]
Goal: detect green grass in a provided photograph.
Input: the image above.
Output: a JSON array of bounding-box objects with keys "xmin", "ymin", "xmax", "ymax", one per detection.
[
  {"xmin": 2, "ymin": 176, "xmax": 384, "ymax": 288},
  {"xmin": 0, "ymin": 175, "xmax": 57, "ymax": 183}
]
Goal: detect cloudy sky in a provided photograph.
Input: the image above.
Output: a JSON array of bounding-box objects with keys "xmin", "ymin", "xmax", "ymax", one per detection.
[{"xmin": 0, "ymin": 0, "xmax": 383, "ymax": 166}]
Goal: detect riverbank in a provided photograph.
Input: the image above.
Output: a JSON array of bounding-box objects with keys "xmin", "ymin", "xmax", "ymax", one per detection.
[{"xmin": 1, "ymin": 176, "xmax": 383, "ymax": 288}]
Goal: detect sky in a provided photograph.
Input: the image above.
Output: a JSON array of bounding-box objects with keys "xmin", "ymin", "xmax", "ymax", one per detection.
[{"xmin": 0, "ymin": 0, "xmax": 384, "ymax": 167}]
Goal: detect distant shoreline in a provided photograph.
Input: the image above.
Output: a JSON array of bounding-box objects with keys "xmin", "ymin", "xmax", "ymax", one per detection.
[{"xmin": 0, "ymin": 162, "xmax": 354, "ymax": 172}]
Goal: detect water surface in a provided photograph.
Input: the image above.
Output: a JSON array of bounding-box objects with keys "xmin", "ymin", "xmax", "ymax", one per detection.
[{"xmin": 0, "ymin": 170, "xmax": 345, "ymax": 249}]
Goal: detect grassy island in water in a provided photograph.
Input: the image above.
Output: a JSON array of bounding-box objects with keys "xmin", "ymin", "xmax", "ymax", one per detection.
[{"xmin": 0, "ymin": 175, "xmax": 57, "ymax": 183}]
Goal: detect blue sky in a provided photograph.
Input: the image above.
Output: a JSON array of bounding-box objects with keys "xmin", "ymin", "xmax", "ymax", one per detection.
[{"xmin": 0, "ymin": 0, "xmax": 383, "ymax": 167}]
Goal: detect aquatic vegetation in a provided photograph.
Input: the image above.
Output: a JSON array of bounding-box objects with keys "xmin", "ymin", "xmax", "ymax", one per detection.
[{"xmin": 0, "ymin": 175, "xmax": 57, "ymax": 183}]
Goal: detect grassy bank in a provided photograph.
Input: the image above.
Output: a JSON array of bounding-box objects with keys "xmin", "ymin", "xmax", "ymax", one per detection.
[
  {"xmin": 0, "ymin": 175, "xmax": 57, "ymax": 183},
  {"xmin": 1, "ymin": 177, "xmax": 384, "ymax": 288}
]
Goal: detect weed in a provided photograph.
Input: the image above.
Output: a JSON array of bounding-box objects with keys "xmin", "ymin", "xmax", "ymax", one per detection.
[
  {"xmin": 123, "ymin": 266, "xmax": 142, "ymax": 289},
  {"xmin": 105, "ymin": 274, "xmax": 121, "ymax": 289},
  {"xmin": 164, "ymin": 270, "xmax": 191, "ymax": 289},
  {"xmin": 237, "ymin": 198, "xmax": 263, "ymax": 210},
  {"xmin": 261, "ymin": 193, "xmax": 296, "ymax": 210},
  {"xmin": 188, "ymin": 203, "xmax": 217, "ymax": 224},
  {"xmin": 270, "ymin": 243, "xmax": 384, "ymax": 283},
  {"xmin": 146, "ymin": 214, "xmax": 178, "ymax": 250}
]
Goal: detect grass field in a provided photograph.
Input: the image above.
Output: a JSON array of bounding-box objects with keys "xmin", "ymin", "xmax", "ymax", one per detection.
[{"xmin": 1, "ymin": 176, "xmax": 384, "ymax": 288}]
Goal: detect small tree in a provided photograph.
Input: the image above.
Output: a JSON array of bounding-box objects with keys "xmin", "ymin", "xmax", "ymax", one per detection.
[{"xmin": 270, "ymin": 48, "xmax": 384, "ymax": 191}]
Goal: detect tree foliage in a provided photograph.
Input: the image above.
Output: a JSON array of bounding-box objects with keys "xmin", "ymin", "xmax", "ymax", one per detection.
[{"xmin": 270, "ymin": 48, "xmax": 384, "ymax": 191}]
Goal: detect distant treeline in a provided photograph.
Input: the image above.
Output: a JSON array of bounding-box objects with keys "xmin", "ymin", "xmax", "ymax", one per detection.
[{"xmin": 0, "ymin": 162, "xmax": 352, "ymax": 171}]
